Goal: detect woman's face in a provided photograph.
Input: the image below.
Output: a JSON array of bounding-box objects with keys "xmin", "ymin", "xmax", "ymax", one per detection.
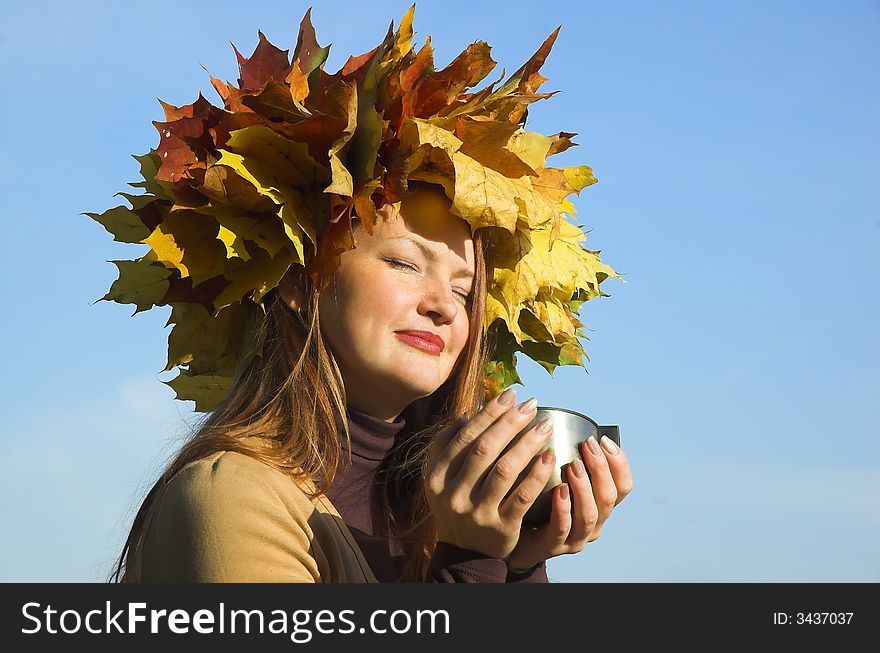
[{"xmin": 317, "ymin": 188, "xmax": 476, "ymax": 421}]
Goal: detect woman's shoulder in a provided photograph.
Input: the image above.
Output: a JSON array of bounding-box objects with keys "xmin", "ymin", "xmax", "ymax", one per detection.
[
  {"xmin": 163, "ymin": 450, "xmax": 319, "ymax": 512},
  {"xmin": 129, "ymin": 450, "xmax": 376, "ymax": 582},
  {"xmin": 130, "ymin": 451, "xmax": 329, "ymax": 582}
]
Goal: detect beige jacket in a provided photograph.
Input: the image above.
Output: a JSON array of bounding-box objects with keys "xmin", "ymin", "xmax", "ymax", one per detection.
[{"xmin": 125, "ymin": 451, "xmax": 378, "ymax": 582}]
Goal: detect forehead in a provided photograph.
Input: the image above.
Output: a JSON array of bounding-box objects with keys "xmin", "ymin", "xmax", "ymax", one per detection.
[{"xmin": 361, "ymin": 187, "xmax": 474, "ymax": 263}]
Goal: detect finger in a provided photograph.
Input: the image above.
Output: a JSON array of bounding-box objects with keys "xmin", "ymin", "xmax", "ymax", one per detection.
[
  {"xmin": 428, "ymin": 388, "xmax": 519, "ymax": 483},
  {"xmin": 499, "ymin": 447, "xmax": 555, "ymax": 522},
  {"xmin": 586, "ymin": 523, "xmax": 605, "ymax": 543},
  {"xmin": 580, "ymin": 436, "xmax": 618, "ymax": 525},
  {"xmin": 515, "ymin": 481, "xmax": 573, "ymax": 554},
  {"xmin": 475, "ymin": 415, "xmax": 554, "ymax": 506},
  {"xmin": 547, "ymin": 482, "xmax": 573, "ymax": 547},
  {"xmin": 452, "ymin": 397, "xmax": 540, "ymax": 490},
  {"xmin": 563, "ymin": 458, "xmax": 599, "ymax": 548},
  {"xmin": 599, "ymin": 435, "xmax": 633, "ymax": 506}
]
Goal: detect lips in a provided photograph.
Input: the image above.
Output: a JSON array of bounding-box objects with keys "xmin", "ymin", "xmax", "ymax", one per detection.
[{"xmin": 394, "ymin": 330, "xmax": 445, "ymax": 355}]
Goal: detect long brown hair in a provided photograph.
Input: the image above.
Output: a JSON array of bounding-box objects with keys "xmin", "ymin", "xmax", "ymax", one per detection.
[{"xmin": 109, "ymin": 199, "xmax": 493, "ymax": 583}]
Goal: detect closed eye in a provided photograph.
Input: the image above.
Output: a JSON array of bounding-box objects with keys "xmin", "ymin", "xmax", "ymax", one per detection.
[
  {"xmin": 384, "ymin": 258, "xmax": 472, "ymax": 305},
  {"xmin": 384, "ymin": 257, "xmax": 419, "ymax": 272}
]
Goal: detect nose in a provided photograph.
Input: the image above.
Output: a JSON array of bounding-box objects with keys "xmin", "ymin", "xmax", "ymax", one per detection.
[{"xmin": 419, "ymin": 278, "xmax": 460, "ymax": 325}]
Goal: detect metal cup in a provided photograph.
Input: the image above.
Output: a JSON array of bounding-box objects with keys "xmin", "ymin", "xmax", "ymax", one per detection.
[{"xmin": 509, "ymin": 407, "xmax": 621, "ymax": 525}]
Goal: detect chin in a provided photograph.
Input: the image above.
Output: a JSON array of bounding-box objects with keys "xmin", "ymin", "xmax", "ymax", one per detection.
[
  {"xmin": 381, "ymin": 369, "xmax": 448, "ymax": 403},
  {"xmin": 399, "ymin": 376, "xmax": 445, "ymax": 400}
]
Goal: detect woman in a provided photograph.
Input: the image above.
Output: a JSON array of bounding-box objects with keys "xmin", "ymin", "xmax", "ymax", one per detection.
[
  {"xmin": 91, "ymin": 8, "xmax": 633, "ymax": 582},
  {"xmin": 112, "ymin": 184, "xmax": 632, "ymax": 583}
]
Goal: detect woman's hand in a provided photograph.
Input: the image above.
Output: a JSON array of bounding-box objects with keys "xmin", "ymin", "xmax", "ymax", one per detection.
[
  {"xmin": 504, "ymin": 433, "xmax": 633, "ymax": 572},
  {"xmin": 424, "ymin": 388, "xmax": 557, "ymax": 560}
]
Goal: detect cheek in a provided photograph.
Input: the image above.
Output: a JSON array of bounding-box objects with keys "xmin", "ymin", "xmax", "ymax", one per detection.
[
  {"xmin": 318, "ymin": 274, "xmax": 365, "ymax": 350},
  {"xmin": 449, "ymin": 311, "xmax": 471, "ymax": 359},
  {"xmin": 327, "ymin": 266, "xmax": 407, "ymax": 335}
]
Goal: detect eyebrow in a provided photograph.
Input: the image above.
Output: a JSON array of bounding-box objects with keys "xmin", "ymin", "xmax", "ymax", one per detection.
[{"xmin": 392, "ymin": 236, "xmax": 475, "ymax": 280}]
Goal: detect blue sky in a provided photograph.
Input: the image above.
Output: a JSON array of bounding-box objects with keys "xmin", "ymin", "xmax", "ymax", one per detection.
[{"xmin": 0, "ymin": 0, "xmax": 877, "ymax": 582}]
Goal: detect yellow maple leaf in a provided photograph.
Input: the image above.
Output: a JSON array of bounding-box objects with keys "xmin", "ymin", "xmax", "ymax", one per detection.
[
  {"xmin": 226, "ymin": 125, "xmax": 327, "ymax": 186},
  {"xmin": 164, "ymin": 301, "xmax": 254, "ymax": 376},
  {"xmin": 211, "ymin": 246, "xmax": 299, "ymax": 313},
  {"xmin": 141, "ymin": 209, "xmax": 227, "ymax": 285},
  {"xmin": 325, "ymin": 82, "xmax": 358, "ymax": 197},
  {"xmin": 506, "ymin": 130, "xmax": 554, "ymax": 171}
]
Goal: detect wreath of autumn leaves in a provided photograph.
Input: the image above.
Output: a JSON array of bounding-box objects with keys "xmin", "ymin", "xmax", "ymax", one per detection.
[{"xmin": 86, "ymin": 5, "xmax": 623, "ymax": 411}]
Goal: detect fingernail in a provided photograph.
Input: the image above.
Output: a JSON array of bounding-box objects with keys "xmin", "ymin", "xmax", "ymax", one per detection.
[
  {"xmin": 518, "ymin": 397, "xmax": 537, "ymax": 414},
  {"xmin": 498, "ymin": 388, "xmax": 516, "ymax": 405},
  {"xmin": 560, "ymin": 483, "xmax": 569, "ymax": 500},
  {"xmin": 600, "ymin": 435, "xmax": 619, "ymax": 455},
  {"xmin": 570, "ymin": 459, "xmax": 585, "ymax": 478},
  {"xmin": 541, "ymin": 448, "xmax": 555, "ymax": 464},
  {"xmin": 535, "ymin": 417, "xmax": 553, "ymax": 433},
  {"xmin": 585, "ymin": 435, "xmax": 602, "ymax": 457}
]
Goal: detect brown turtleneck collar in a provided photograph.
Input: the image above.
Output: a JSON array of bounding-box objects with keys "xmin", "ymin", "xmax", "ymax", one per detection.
[{"xmin": 343, "ymin": 404, "xmax": 407, "ymax": 462}]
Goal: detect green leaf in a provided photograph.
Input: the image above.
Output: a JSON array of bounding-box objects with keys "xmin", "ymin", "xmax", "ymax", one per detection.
[
  {"xmin": 98, "ymin": 259, "xmax": 171, "ymax": 315},
  {"xmin": 164, "ymin": 370, "xmax": 231, "ymax": 413},
  {"xmin": 84, "ymin": 205, "xmax": 151, "ymax": 243}
]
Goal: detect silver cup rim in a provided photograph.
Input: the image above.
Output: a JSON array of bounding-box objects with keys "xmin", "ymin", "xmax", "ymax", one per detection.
[{"xmin": 535, "ymin": 405, "xmax": 599, "ymax": 429}]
